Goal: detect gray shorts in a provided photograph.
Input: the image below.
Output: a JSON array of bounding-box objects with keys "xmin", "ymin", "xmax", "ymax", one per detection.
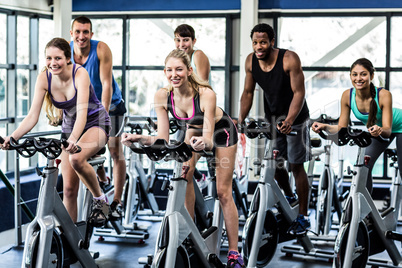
[
  {"xmin": 109, "ymin": 100, "xmax": 127, "ymax": 137},
  {"xmin": 273, "ymin": 120, "xmax": 311, "ymax": 164}
]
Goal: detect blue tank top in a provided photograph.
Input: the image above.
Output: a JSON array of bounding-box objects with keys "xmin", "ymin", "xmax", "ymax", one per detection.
[
  {"xmin": 70, "ymin": 40, "xmax": 122, "ymax": 111},
  {"xmin": 167, "ymin": 91, "xmax": 204, "ymax": 125},
  {"xmin": 350, "ymin": 87, "xmax": 402, "ymax": 133},
  {"xmin": 46, "ymin": 64, "xmax": 111, "ymax": 134}
]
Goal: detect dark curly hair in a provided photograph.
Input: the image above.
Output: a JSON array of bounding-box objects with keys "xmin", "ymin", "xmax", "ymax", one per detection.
[{"xmin": 250, "ymin": 23, "xmax": 275, "ymax": 41}]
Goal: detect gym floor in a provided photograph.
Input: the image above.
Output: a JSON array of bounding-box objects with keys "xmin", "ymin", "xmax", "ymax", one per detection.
[{"xmin": 0, "ymin": 208, "xmax": 398, "ymax": 268}]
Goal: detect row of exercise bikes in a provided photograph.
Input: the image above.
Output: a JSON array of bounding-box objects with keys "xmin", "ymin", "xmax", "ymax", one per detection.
[{"xmin": 2, "ymin": 113, "xmax": 402, "ymax": 267}]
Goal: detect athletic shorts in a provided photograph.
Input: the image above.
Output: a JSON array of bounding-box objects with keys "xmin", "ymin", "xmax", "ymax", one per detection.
[
  {"xmin": 61, "ymin": 124, "xmax": 111, "ymax": 141},
  {"xmin": 213, "ymin": 111, "xmax": 238, "ymax": 147},
  {"xmin": 273, "ymin": 120, "xmax": 311, "ymax": 164},
  {"xmin": 109, "ymin": 100, "xmax": 127, "ymax": 137}
]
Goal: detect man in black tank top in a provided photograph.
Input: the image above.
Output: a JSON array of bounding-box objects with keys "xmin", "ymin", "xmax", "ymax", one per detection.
[{"xmin": 238, "ymin": 23, "xmax": 311, "ymax": 236}]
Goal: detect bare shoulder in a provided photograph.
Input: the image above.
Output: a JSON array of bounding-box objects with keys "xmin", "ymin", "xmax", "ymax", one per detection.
[
  {"xmin": 379, "ymin": 88, "xmax": 392, "ymax": 98},
  {"xmin": 199, "ymin": 87, "xmax": 216, "ymax": 101},
  {"xmin": 154, "ymin": 88, "xmax": 169, "ymax": 103},
  {"xmin": 36, "ymin": 70, "xmax": 49, "ymax": 89},
  {"xmin": 245, "ymin": 52, "xmax": 254, "ymax": 71},
  {"xmin": 193, "ymin": 49, "xmax": 208, "ymax": 59},
  {"xmin": 283, "ymin": 50, "xmax": 302, "ymax": 69},
  {"xmin": 96, "ymin": 41, "xmax": 112, "ymax": 60}
]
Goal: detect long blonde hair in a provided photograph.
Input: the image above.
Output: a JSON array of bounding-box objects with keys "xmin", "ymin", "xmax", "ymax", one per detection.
[
  {"xmin": 164, "ymin": 49, "xmax": 212, "ymax": 93},
  {"xmin": 42, "ymin": 38, "xmax": 72, "ymax": 125}
]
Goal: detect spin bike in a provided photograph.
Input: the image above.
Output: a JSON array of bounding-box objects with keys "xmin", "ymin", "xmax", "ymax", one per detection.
[
  {"xmin": 310, "ymin": 114, "xmax": 348, "ymax": 238},
  {"xmin": 0, "ymin": 135, "xmax": 99, "ymax": 268},
  {"xmin": 319, "ymin": 127, "xmax": 402, "ymax": 268},
  {"xmin": 240, "ymin": 119, "xmax": 334, "ymax": 268},
  {"xmin": 94, "ymin": 117, "xmax": 165, "ymax": 241},
  {"xmin": 132, "ymin": 139, "xmax": 225, "ymax": 268}
]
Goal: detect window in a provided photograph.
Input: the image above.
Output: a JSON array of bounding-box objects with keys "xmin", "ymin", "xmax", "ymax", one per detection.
[
  {"xmin": 391, "ymin": 17, "xmax": 402, "ymax": 68},
  {"xmin": 0, "ymin": 69, "xmax": 6, "ymax": 118},
  {"xmin": 0, "ymin": 14, "xmax": 6, "ymax": 65},
  {"xmin": 17, "ymin": 16, "xmax": 30, "ymax": 65},
  {"xmin": 38, "ymin": 18, "xmax": 55, "ymax": 70},
  {"xmin": 91, "ymin": 19, "xmax": 123, "ymax": 65},
  {"xmin": 278, "ymin": 17, "xmax": 387, "ymax": 68},
  {"xmin": 128, "ymin": 17, "xmax": 227, "ymax": 113}
]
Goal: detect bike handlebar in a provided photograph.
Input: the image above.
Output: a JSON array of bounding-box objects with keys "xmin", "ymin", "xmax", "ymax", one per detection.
[
  {"xmin": 317, "ymin": 127, "xmax": 389, "ymax": 147},
  {"xmin": 238, "ymin": 118, "xmax": 297, "ymax": 140},
  {"xmin": 0, "ymin": 136, "xmax": 81, "ymax": 159},
  {"xmin": 129, "ymin": 139, "xmax": 213, "ymax": 163},
  {"xmin": 309, "ymin": 114, "xmax": 339, "ymax": 126},
  {"xmin": 126, "ymin": 117, "xmax": 181, "ymax": 135}
]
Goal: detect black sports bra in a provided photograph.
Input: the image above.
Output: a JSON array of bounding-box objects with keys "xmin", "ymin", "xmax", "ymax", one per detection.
[{"xmin": 167, "ymin": 91, "xmax": 204, "ymax": 125}]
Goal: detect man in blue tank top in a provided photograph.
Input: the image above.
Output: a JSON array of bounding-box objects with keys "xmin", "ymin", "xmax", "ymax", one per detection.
[
  {"xmin": 238, "ymin": 23, "xmax": 311, "ymax": 236},
  {"xmin": 70, "ymin": 16, "xmax": 126, "ymax": 219}
]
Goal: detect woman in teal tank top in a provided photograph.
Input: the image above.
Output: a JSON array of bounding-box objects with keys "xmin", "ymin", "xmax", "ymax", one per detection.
[{"xmin": 312, "ymin": 58, "xmax": 402, "ymax": 193}]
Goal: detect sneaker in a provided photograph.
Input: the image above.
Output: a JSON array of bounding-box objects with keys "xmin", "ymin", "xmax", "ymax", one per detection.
[
  {"xmin": 109, "ymin": 200, "xmax": 124, "ymax": 220},
  {"xmin": 287, "ymin": 214, "xmax": 311, "ymax": 236},
  {"xmin": 89, "ymin": 199, "xmax": 110, "ymax": 227},
  {"xmin": 227, "ymin": 250, "xmax": 245, "ymax": 268},
  {"xmin": 285, "ymin": 193, "xmax": 298, "ymax": 206}
]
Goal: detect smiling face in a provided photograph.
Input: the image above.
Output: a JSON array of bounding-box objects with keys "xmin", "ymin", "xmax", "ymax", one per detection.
[
  {"xmin": 350, "ymin": 64, "xmax": 373, "ymax": 91},
  {"xmin": 252, "ymin": 32, "xmax": 274, "ymax": 61},
  {"xmin": 46, "ymin": 46, "xmax": 70, "ymax": 75},
  {"xmin": 164, "ymin": 57, "xmax": 193, "ymax": 89},
  {"xmin": 71, "ymin": 22, "xmax": 93, "ymax": 49},
  {"xmin": 174, "ymin": 34, "xmax": 196, "ymax": 55}
]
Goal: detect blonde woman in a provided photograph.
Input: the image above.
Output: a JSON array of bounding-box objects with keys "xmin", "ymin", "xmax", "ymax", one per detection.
[{"xmin": 121, "ymin": 49, "xmax": 244, "ymax": 267}]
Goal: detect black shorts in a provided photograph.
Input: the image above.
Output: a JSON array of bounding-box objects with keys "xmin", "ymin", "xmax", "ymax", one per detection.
[
  {"xmin": 213, "ymin": 112, "xmax": 238, "ymax": 147},
  {"xmin": 109, "ymin": 100, "xmax": 127, "ymax": 137}
]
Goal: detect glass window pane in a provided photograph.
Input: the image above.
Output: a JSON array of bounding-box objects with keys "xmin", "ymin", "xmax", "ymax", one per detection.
[
  {"xmin": 127, "ymin": 70, "xmax": 166, "ymax": 116},
  {"xmin": 390, "ymin": 72, "xmax": 402, "ymax": 108},
  {"xmin": 0, "ymin": 69, "xmax": 6, "ymax": 118},
  {"xmin": 39, "ymin": 18, "xmax": 55, "ymax": 70},
  {"xmin": 391, "ymin": 17, "xmax": 402, "ymax": 67},
  {"xmin": 91, "ymin": 19, "xmax": 123, "ymax": 66},
  {"xmin": 17, "ymin": 16, "xmax": 30, "ymax": 64},
  {"xmin": 129, "ymin": 18, "xmax": 226, "ymax": 66},
  {"xmin": 113, "ymin": 70, "xmax": 122, "ymax": 90},
  {"xmin": 0, "ymin": 14, "xmax": 6, "ymax": 65},
  {"xmin": 278, "ymin": 17, "xmax": 386, "ymax": 67},
  {"xmin": 17, "ymin": 70, "xmax": 29, "ymax": 116},
  {"xmin": 211, "ymin": 70, "xmax": 225, "ymax": 109}
]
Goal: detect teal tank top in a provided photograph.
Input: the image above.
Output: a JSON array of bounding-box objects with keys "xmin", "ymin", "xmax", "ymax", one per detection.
[
  {"xmin": 350, "ymin": 87, "xmax": 402, "ymax": 133},
  {"xmin": 70, "ymin": 40, "xmax": 122, "ymax": 111}
]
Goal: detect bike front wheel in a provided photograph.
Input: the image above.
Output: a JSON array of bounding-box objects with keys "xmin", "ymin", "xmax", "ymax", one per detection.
[
  {"xmin": 334, "ymin": 221, "xmax": 369, "ymax": 268},
  {"xmin": 24, "ymin": 229, "xmax": 64, "ymax": 268}
]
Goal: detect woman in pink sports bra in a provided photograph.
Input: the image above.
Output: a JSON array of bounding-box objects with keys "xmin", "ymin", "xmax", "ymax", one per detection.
[{"xmin": 121, "ymin": 48, "xmax": 244, "ymax": 266}]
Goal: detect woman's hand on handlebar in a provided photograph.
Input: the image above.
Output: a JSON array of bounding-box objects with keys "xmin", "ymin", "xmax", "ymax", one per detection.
[
  {"xmin": 62, "ymin": 139, "xmax": 80, "ymax": 154},
  {"xmin": 368, "ymin": 125, "xmax": 383, "ymax": 137},
  {"xmin": 189, "ymin": 136, "xmax": 207, "ymax": 151},
  {"xmin": 121, "ymin": 132, "xmax": 142, "ymax": 147},
  {"xmin": 311, "ymin": 122, "xmax": 327, "ymax": 133},
  {"xmin": 0, "ymin": 136, "xmax": 11, "ymax": 150}
]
